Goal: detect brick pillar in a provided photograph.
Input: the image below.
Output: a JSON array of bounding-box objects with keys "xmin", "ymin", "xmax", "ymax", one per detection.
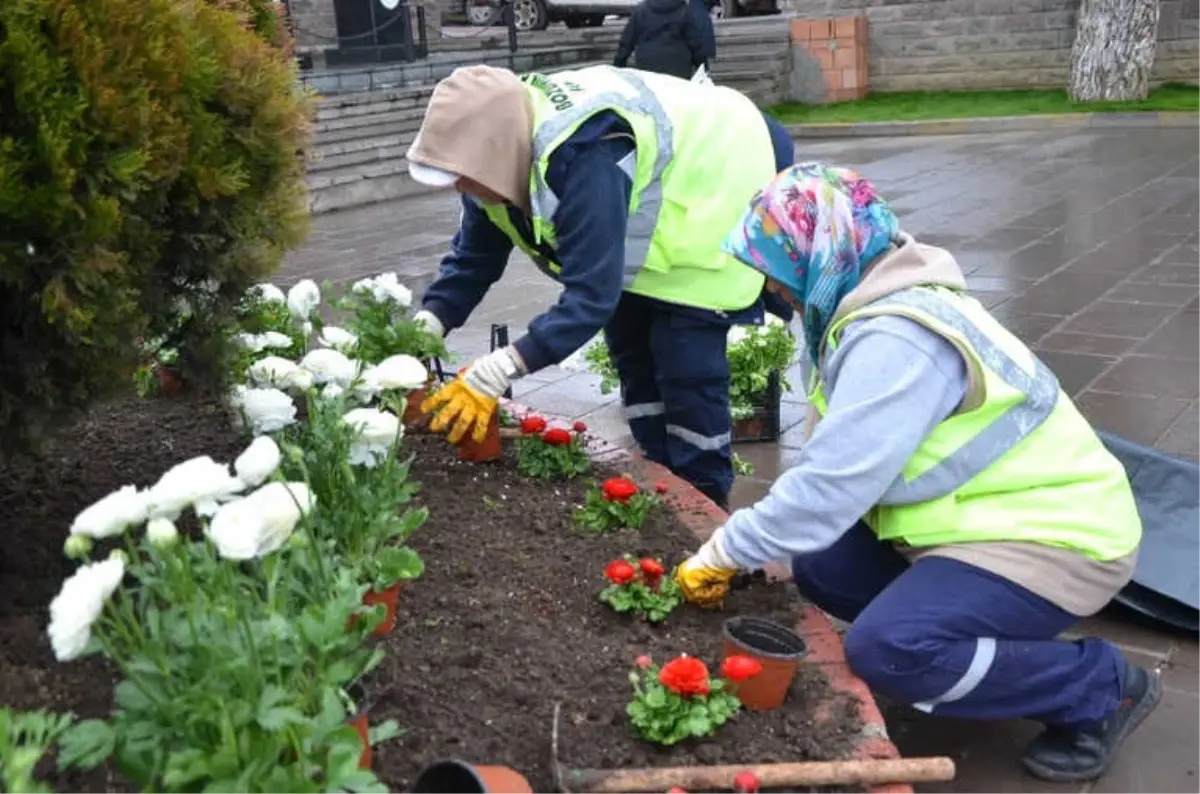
[{"xmin": 788, "ymin": 16, "xmax": 868, "ymax": 104}]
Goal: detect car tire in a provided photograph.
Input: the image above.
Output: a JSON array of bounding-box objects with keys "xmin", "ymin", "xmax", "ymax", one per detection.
[{"xmin": 512, "ymin": 0, "xmax": 549, "ymax": 30}]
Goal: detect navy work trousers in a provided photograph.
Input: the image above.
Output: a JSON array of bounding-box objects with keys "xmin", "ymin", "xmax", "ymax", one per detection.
[
  {"xmin": 605, "ymin": 293, "xmax": 735, "ymax": 503},
  {"xmin": 792, "ymin": 522, "xmax": 1126, "ymax": 728}
]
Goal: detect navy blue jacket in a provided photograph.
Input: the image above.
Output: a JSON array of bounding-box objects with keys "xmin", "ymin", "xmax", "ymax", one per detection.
[
  {"xmin": 689, "ymin": 0, "xmax": 717, "ymax": 62},
  {"xmin": 420, "ymin": 110, "xmax": 795, "ymax": 373}
]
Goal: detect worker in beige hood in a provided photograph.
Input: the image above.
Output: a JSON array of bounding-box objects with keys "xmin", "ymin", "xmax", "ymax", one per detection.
[
  {"xmin": 410, "ymin": 64, "xmax": 796, "ymax": 509},
  {"xmin": 673, "ymin": 163, "xmax": 1153, "ymax": 784}
]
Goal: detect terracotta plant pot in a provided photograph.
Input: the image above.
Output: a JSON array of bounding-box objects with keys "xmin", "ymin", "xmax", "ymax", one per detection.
[
  {"xmin": 156, "ymin": 367, "xmax": 184, "ymax": 399},
  {"xmin": 403, "ymin": 386, "xmax": 430, "ymax": 428},
  {"xmin": 354, "ymin": 581, "xmax": 403, "ymax": 636},
  {"xmin": 722, "ymin": 616, "xmax": 808, "ymax": 711},
  {"xmin": 410, "ymin": 759, "xmax": 532, "ymax": 793},
  {"xmin": 457, "ymin": 414, "xmax": 501, "ymax": 463},
  {"xmin": 345, "ymin": 685, "xmax": 372, "ymax": 769}
]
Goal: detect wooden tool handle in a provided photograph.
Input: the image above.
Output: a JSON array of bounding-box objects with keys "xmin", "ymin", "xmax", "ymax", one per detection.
[{"xmin": 564, "ymin": 756, "xmax": 956, "ymax": 792}]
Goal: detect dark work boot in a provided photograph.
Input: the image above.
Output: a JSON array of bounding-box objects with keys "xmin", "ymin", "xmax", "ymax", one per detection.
[{"xmin": 1022, "ymin": 663, "xmax": 1163, "ymax": 782}]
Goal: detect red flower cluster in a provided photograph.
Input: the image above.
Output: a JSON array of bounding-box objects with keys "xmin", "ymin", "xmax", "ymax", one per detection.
[
  {"xmin": 604, "ymin": 559, "xmax": 637, "ymax": 585},
  {"xmin": 720, "ymin": 655, "xmax": 763, "ymax": 683},
  {"xmin": 541, "ymin": 428, "xmax": 572, "ymax": 446},
  {"xmin": 655, "ymin": 480, "xmax": 669, "ymax": 494},
  {"xmin": 602, "ymin": 476, "xmax": 638, "ymax": 503},
  {"xmin": 573, "ymin": 420, "xmax": 588, "ymax": 433},
  {"xmin": 733, "ymin": 771, "xmax": 761, "ymax": 793},
  {"xmin": 519, "ymin": 416, "xmax": 547, "ymax": 434},
  {"xmin": 658, "ymin": 655, "xmax": 710, "ymax": 697},
  {"xmin": 639, "ymin": 557, "xmax": 664, "ymax": 588}
]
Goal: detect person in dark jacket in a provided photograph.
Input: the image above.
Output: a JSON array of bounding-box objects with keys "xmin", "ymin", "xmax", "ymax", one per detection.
[
  {"xmin": 688, "ymin": 0, "xmax": 716, "ymax": 65},
  {"xmin": 613, "ymin": 0, "xmax": 706, "ymax": 80}
]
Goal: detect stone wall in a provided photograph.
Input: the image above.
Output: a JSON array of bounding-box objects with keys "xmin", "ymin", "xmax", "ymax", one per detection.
[{"xmin": 780, "ymin": 0, "xmax": 1199, "ymax": 92}]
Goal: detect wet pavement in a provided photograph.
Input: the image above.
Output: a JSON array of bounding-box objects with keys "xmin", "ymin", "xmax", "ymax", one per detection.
[{"xmin": 282, "ymin": 125, "xmax": 1199, "ymax": 791}]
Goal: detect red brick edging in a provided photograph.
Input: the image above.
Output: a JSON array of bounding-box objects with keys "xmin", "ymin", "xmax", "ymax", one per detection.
[{"xmin": 506, "ymin": 403, "xmax": 913, "ymax": 793}]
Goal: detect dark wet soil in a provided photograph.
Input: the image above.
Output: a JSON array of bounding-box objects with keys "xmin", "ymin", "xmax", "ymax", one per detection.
[{"xmin": 0, "ymin": 398, "xmax": 862, "ymax": 793}]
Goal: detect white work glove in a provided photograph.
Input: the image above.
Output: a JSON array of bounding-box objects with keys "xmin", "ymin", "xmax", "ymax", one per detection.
[
  {"xmin": 412, "ymin": 309, "xmax": 446, "ymax": 339},
  {"xmin": 463, "ymin": 347, "xmax": 525, "ymax": 400},
  {"xmin": 692, "ymin": 526, "xmax": 740, "ymax": 570}
]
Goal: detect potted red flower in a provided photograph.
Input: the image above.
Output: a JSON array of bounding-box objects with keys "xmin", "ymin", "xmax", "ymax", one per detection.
[
  {"xmin": 626, "ymin": 653, "xmax": 762, "ymax": 745},
  {"xmin": 574, "ymin": 476, "xmax": 658, "ymax": 533},
  {"xmin": 599, "ymin": 555, "xmax": 682, "ymax": 623},
  {"xmin": 514, "ymin": 415, "xmax": 591, "ymax": 480}
]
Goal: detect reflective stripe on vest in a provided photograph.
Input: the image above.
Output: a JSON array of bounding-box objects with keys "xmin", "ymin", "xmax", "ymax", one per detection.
[
  {"xmin": 527, "ymin": 68, "xmax": 672, "ymax": 287},
  {"xmin": 842, "ymin": 288, "xmax": 1062, "ymax": 506}
]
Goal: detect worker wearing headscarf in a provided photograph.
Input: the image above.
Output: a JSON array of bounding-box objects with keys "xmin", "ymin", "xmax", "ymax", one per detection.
[
  {"xmin": 674, "ymin": 163, "xmax": 1157, "ymax": 783},
  {"xmin": 408, "ymin": 64, "xmax": 794, "ymax": 507}
]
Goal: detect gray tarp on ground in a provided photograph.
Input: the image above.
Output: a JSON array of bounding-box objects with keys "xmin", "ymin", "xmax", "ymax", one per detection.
[{"xmin": 1100, "ymin": 431, "xmax": 1200, "ymax": 634}]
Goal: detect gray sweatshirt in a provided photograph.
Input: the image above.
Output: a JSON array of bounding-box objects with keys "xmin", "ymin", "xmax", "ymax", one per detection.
[{"xmin": 721, "ymin": 313, "xmax": 968, "ymax": 569}]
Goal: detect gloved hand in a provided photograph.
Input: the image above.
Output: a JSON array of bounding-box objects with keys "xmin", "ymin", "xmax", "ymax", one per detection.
[
  {"xmin": 674, "ymin": 526, "xmax": 741, "ymax": 607},
  {"xmin": 421, "ymin": 347, "xmax": 525, "ymax": 444},
  {"xmin": 412, "ymin": 309, "xmax": 445, "ymax": 339}
]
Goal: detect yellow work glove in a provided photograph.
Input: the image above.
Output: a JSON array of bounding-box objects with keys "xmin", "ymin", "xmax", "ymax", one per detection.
[
  {"xmin": 420, "ymin": 348, "xmax": 523, "ymax": 444},
  {"xmin": 674, "ymin": 526, "xmax": 740, "ymax": 608}
]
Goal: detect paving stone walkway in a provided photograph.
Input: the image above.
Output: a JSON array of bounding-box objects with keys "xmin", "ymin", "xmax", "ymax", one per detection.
[{"xmin": 282, "ymin": 125, "xmax": 1199, "ymax": 791}]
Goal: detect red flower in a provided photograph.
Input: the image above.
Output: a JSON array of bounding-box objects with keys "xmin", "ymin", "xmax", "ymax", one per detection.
[
  {"xmin": 635, "ymin": 654, "xmax": 652, "ymax": 669},
  {"xmin": 573, "ymin": 420, "xmax": 588, "ymax": 433},
  {"xmin": 655, "ymin": 480, "xmax": 669, "ymax": 494},
  {"xmin": 639, "ymin": 558, "xmax": 665, "ymax": 583},
  {"xmin": 520, "ymin": 416, "xmax": 547, "ymax": 435},
  {"xmin": 720, "ymin": 655, "xmax": 763, "ymax": 683},
  {"xmin": 733, "ymin": 771, "xmax": 760, "ymax": 793},
  {"xmin": 668, "ymin": 789, "xmax": 689, "ymax": 793},
  {"xmin": 605, "ymin": 559, "xmax": 637, "ymax": 585},
  {"xmin": 602, "ymin": 477, "xmax": 638, "ymax": 503},
  {"xmin": 658, "ymin": 655, "xmax": 710, "ymax": 697},
  {"xmin": 541, "ymin": 428, "xmax": 572, "ymax": 446}
]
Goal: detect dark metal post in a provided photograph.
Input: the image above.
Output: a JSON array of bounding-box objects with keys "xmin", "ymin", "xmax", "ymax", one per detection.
[
  {"xmin": 416, "ymin": 4, "xmax": 428, "ymax": 56},
  {"xmin": 502, "ymin": 0, "xmax": 518, "ymax": 54}
]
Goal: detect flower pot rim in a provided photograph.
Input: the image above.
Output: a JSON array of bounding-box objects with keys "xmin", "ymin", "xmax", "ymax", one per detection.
[
  {"xmin": 345, "ymin": 680, "xmax": 375, "ymax": 716},
  {"xmin": 723, "ymin": 616, "xmax": 808, "ymax": 660},
  {"xmin": 411, "ymin": 758, "xmax": 531, "ymax": 793}
]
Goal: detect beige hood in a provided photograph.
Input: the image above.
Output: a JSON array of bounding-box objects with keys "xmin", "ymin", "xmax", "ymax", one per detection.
[{"xmin": 406, "ymin": 65, "xmax": 534, "ymax": 213}]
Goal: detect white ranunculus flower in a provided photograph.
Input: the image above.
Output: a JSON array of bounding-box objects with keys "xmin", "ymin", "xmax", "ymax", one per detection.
[
  {"xmin": 206, "ymin": 482, "xmax": 314, "ymax": 561},
  {"xmin": 70, "ymin": 485, "xmax": 148, "ymax": 539},
  {"xmin": 234, "ymin": 436, "xmax": 281, "ymax": 488},
  {"xmin": 261, "ymin": 331, "xmax": 294, "ymax": 349},
  {"xmin": 250, "ymin": 283, "xmax": 286, "ymax": 304},
  {"xmin": 145, "ymin": 517, "xmax": 179, "ymax": 548},
  {"xmin": 352, "ymin": 272, "xmax": 413, "ymax": 307},
  {"xmin": 286, "ymin": 279, "xmax": 320, "ymax": 320},
  {"xmin": 366, "ymin": 355, "xmax": 428, "ymax": 391},
  {"xmin": 727, "ymin": 326, "xmax": 750, "ymax": 346},
  {"xmin": 319, "ymin": 325, "xmax": 358, "ymax": 353},
  {"xmin": 322, "ymin": 383, "xmax": 346, "ymax": 400},
  {"xmin": 342, "ymin": 408, "xmax": 402, "ymax": 467},
  {"xmin": 247, "ymin": 356, "xmax": 313, "ymax": 392},
  {"xmin": 48, "ymin": 557, "xmax": 126, "ymax": 661},
  {"xmin": 300, "ymin": 348, "xmax": 358, "ymax": 387},
  {"xmin": 145, "ymin": 456, "xmax": 245, "ymax": 520},
  {"xmin": 234, "ymin": 332, "xmax": 268, "ymax": 353},
  {"xmin": 230, "ymin": 386, "xmax": 297, "ymax": 436},
  {"xmin": 765, "ymin": 312, "xmax": 787, "ymax": 328}
]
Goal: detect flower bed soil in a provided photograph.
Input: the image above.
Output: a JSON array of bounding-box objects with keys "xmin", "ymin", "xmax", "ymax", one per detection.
[
  {"xmin": 372, "ymin": 434, "xmax": 862, "ymax": 792},
  {"xmin": 0, "ymin": 397, "xmax": 864, "ymax": 793},
  {"xmin": 0, "ymin": 394, "xmax": 245, "ymax": 792}
]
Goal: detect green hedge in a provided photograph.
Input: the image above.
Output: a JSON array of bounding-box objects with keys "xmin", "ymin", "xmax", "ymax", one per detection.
[{"xmin": 0, "ymin": 0, "xmax": 312, "ymax": 451}]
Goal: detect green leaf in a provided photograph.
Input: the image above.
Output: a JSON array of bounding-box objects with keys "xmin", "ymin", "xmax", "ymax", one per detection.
[
  {"xmin": 57, "ymin": 720, "xmax": 115, "ymax": 771},
  {"xmin": 256, "ymin": 685, "xmax": 306, "ymax": 731},
  {"xmin": 367, "ymin": 719, "xmax": 403, "ymax": 745}
]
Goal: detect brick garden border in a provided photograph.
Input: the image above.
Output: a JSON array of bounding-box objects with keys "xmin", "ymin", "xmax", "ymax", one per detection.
[
  {"xmin": 506, "ymin": 403, "xmax": 915, "ymax": 794},
  {"xmin": 784, "ymin": 111, "xmax": 1200, "ymax": 139}
]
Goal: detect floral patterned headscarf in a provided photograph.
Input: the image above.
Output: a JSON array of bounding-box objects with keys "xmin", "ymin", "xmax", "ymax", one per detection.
[{"xmin": 723, "ymin": 162, "xmax": 900, "ymax": 365}]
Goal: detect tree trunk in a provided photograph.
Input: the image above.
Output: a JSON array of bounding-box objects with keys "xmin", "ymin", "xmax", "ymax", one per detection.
[{"xmin": 1068, "ymin": 0, "xmax": 1160, "ymax": 101}]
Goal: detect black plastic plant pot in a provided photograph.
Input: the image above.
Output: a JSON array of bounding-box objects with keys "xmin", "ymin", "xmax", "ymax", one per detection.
[
  {"xmin": 731, "ymin": 369, "xmax": 783, "ymax": 445},
  {"xmin": 721, "ymin": 616, "xmax": 808, "ymax": 710},
  {"xmin": 410, "ymin": 759, "xmax": 532, "ymax": 793}
]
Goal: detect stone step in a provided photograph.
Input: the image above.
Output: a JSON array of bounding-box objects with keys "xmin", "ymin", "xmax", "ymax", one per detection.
[{"xmin": 313, "ymin": 104, "xmax": 427, "ymax": 138}]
